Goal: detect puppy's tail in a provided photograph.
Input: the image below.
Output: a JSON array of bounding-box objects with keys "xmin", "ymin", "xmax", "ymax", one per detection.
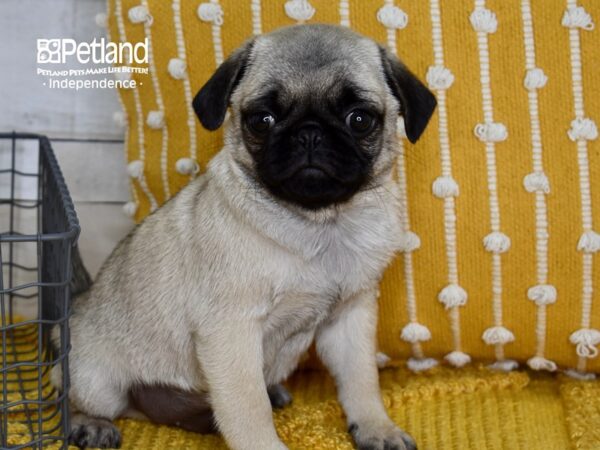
[{"xmin": 70, "ymin": 245, "xmax": 93, "ymax": 296}]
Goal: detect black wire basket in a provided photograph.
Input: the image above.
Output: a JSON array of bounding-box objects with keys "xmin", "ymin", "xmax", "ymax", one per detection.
[{"xmin": 1, "ymin": 133, "xmax": 79, "ymax": 449}]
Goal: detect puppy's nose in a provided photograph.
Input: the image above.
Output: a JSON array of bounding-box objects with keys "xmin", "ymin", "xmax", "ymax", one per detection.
[{"xmin": 297, "ymin": 125, "xmax": 323, "ymax": 151}]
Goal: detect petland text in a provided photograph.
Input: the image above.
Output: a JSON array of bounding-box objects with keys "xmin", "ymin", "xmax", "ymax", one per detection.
[{"xmin": 37, "ymin": 38, "xmax": 148, "ymax": 65}]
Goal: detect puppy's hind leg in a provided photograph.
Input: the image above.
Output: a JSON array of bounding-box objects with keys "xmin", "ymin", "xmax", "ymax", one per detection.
[{"xmin": 129, "ymin": 384, "xmax": 217, "ymax": 434}]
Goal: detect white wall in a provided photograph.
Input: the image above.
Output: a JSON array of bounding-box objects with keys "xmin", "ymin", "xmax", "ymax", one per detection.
[{"xmin": 1, "ymin": 0, "xmax": 134, "ymax": 316}]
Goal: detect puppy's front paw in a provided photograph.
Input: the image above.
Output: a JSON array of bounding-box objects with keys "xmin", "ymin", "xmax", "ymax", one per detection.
[
  {"xmin": 349, "ymin": 420, "xmax": 416, "ymax": 450},
  {"xmin": 69, "ymin": 414, "xmax": 121, "ymax": 449}
]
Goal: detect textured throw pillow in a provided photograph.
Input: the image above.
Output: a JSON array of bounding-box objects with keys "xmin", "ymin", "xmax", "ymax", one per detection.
[{"xmin": 105, "ymin": 0, "xmax": 600, "ymax": 376}]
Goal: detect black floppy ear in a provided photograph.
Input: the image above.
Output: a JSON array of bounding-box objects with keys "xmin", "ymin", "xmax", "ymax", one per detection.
[
  {"xmin": 193, "ymin": 40, "xmax": 254, "ymax": 130},
  {"xmin": 379, "ymin": 46, "xmax": 437, "ymax": 144}
]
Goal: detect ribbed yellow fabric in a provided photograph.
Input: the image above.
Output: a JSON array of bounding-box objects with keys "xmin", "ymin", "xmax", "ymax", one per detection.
[{"xmin": 560, "ymin": 376, "xmax": 600, "ymax": 449}]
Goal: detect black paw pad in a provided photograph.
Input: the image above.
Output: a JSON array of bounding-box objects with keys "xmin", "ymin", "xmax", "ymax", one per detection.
[
  {"xmin": 384, "ymin": 439, "xmax": 417, "ymax": 450},
  {"xmin": 267, "ymin": 384, "xmax": 293, "ymax": 409},
  {"xmin": 349, "ymin": 421, "xmax": 417, "ymax": 450},
  {"xmin": 69, "ymin": 419, "xmax": 121, "ymax": 449}
]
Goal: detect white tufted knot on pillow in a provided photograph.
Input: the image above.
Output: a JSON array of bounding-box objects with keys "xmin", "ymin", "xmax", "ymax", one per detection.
[
  {"xmin": 284, "ymin": 0, "xmax": 315, "ymax": 22},
  {"xmin": 127, "ymin": 160, "xmax": 144, "ymax": 180},
  {"xmin": 122, "ymin": 202, "xmax": 138, "ymax": 218},
  {"xmin": 565, "ymin": 369, "xmax": 597, "ymax": 381},
  {"xmin": 438, "ymin": 284, "xmax": 468, "ymax": 309},
  {"xmin": 570, "ymin": 328, "xmax": 600, "ymax": 358},
  {"xmin": 113, "ymin": 111, "xmax": 127, "ymax": 127},
  {"xmin": 527, "ymin": 356, "xmax": 557, "ymax": 372},
  {"xmin": 376, "ymin": 5, "xmax": 408, "ymax": 30},
  {"xmin": 400, "ymin": 322, "xmax": 432, "ymax": 343},
  {"xmin": 432, "ymin": 176, "xmax": 459, "ymax": 198},
  {"xmin": 474, "ymin": 122, "xmax": 508, "ymax": 142},
  {"xmin": 577, "ymin": 230, "xmax": 600, "ymax": 253},
  {"xmin": 567, "ymin": 117, "xmax": 598, "ymax": 141},
  {"xmin": 146, "ymin": 110, "xmax": 165, "ymax": 129},
  {"xmin": 524, "ymin": 68, "xmax": 548, "ymax": 90},
  {"xmin": 168, "ymin": 58, "xmax": 187, "ymax": 79},
  {"xmin": 483, "ymin": 231, "xmax": 511, "ymax": 254},
  {"xmin": 561, "ymin": 6, "xmax": 594, "ymax": 30},
  {"xmin": 398, "ymin": 231, "xmax": 420, "ymax": 253},
  {"xmin": 489, "ymin": 359, "xmax": 519, "ymax": 372},
  {"xmin": 469, "ymin": 7, "xmax": 498, "ymax": 33},
  {"xmin": 445, "ymin": 351, "xmax": 472, "ymax": 368},
  {"xmin": 426, "ymin": 65, "xmax": 454, "ymax": 90},
  {"xmin": 482, "ymin": 326, "xmax": 515, "ymax": 345},
  {"xmin": 527, "ymin": 284, "xmax": 557, "ymax": 306},
  {"xmin": 128, "ymin": 5, "xmax": 153, "ymax": 25},
  {"xmin": 176, "ymin": 158, "xmax": 200, "ymax": 175},
  {"xmin": 523, "ymin": 172, "xmax": 550, "ymax": 194},
  {"xmin": 407, "ymin": 357, "xmax": 438, "ymax": 372},
  {"xmin": 197, "ymin": 3, "xmax": 224, "ymax": 25},
  {"xmin": 95, "ymin": 12, "xmax": 108, "ymax": 28}
]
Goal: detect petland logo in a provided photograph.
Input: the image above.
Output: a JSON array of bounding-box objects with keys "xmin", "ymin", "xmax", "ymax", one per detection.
[
  {"xmin": 37, "ymin": 38, "xmax": 148, "ymax": 65},
  {"xmin": 36, "ymin": 38, "xmax": 149, "ymax": 90}
]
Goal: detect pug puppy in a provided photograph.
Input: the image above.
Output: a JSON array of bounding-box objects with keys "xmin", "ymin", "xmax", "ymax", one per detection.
[{"xmin": 55, "ymin": 24, "xmax": 435, "ymax": 450}]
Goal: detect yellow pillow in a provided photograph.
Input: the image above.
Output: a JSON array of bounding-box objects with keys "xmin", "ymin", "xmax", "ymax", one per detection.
[{"xmin": 107, "ymin": 0, "xmax": 600, "ymax": 376}]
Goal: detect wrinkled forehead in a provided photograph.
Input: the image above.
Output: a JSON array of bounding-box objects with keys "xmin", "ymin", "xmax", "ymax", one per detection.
[{"xmin": 235, "ymin": 27, "xmax": 386, "ymax": 110}]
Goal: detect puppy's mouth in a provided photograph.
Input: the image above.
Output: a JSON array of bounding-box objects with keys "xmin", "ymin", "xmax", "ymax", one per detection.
[
  {"xmin": 267, "ymin": 151, "xmax": 358, "ymax": 186},
  {"xmin": 285, "ymin": 164, "xmax": 347, "ymax": 185},
  {"xmin": 261, "ymin": 163, "xmax": 364, "ymax": 210}
]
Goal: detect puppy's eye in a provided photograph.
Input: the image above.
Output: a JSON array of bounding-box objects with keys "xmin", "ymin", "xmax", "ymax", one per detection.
[
  {"xmin": 247, "ymin": 112, "xmax": 276, "ymax": 134},
  {"xmin": 345, "ymin": 110, "xmax": 374, "ymax": 135}
]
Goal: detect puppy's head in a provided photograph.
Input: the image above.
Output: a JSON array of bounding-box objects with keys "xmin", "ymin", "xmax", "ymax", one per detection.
[{"xmin": 194, "ymin": 24, "xmax": 436, "ymax": 210}]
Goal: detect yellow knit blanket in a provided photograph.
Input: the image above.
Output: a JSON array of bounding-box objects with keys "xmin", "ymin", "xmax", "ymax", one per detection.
[
  {"xmin": 116, "ymin": 366, "xmax": 600, "ymax": 449},
  {"xmin": 6, "ymin": 322, "xmax": 600, "ymax": 449}
]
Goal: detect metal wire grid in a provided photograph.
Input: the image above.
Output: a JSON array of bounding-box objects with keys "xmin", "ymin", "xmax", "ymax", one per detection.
[{"xmin": 0, "ymin": 133, "xmax": 80, "ymax": 449}]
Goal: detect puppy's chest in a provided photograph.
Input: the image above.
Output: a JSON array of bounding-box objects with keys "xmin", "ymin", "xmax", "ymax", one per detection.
[{"xmin": 265, "ymin": 221, "xmax": 397, "ymax": 330}]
